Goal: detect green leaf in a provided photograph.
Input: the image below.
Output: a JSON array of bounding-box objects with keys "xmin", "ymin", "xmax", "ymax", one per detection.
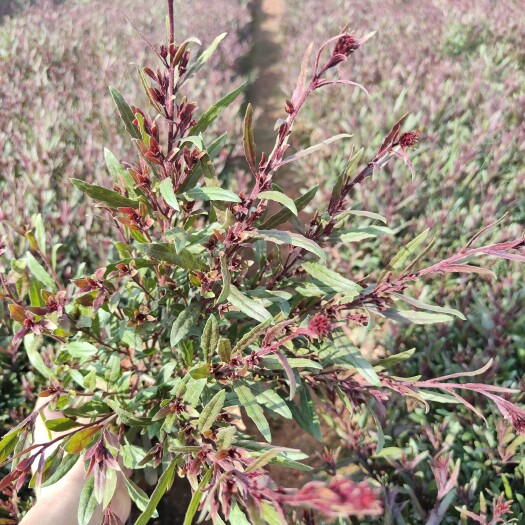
[
  {"xmin": 109, "ymin": 86, "xmax": 141, "ymax": 140},
  {"xmin": 232, "ymin": 317, "xmax": 272, "ymax": 354},
  {"xmin": 78, "ymin": 476, "xmax": 98, "ymax": 525},
  {"xmin": 345, "ymin": 208, "xmax": 387, "ymax": 224},
  {"xmin": 392, "ymin": 293, "xmax": 466, "ymax": 320},
  {"xmin": 216, "ymin": 426, "xmax": 236, "ymax": 450},
  {"xmin": 159, "ymin": 178, "xmax": 180, "ymax": 211},
  {"xmin": 259, "ymin": 185, "xmax": 319, "ymax": 230},
  {"xmin": 329, "ymin": 332, "xmax": 381, "ymax": 386},
  {"xmin": 382, "ymin": 228, "xmax": 429, "ymax": 277},
  {"xmin": 45, "ymin": 418, "xmax": 81, "ymax": 432},
  {"xmin": 258, "ymin": 191, "xmax": 298, "ymax": 216},
  {"xmin": 301, "ymin": 262, "xmax": 362, "ymax": 297},
  {"xmin": 183, "ymin": 467, "xmax": 213, "ymax": 525},
  {"xmin": 245, "ymin": 448, "xmax": 281, "ymax": 472},
  {"xmin": 182, "ymin": 378, "xmax": 207, "ymax": 407},
  {"xmin": 136, "ymin": 243, "xmax": 205, "ymax": 270},
  {"xmin": 71, "ymin": 178, "xmax": 139, "ymax": 209},
  {"xmin": 41, "ymin": 453, "xmax": 80, "ymax": 487},
  {"xmin": 201, "ymin": 315, "xmax": 219, "ymax": 361},
  {"xmin": 330, "ymin": 148, "xmax": 364, "ymax": 206},
  {"xmin": 261, "ymin": 501, "xmax": 286, "ymax": 525},
  {"xmin": 373, "ymin": 348, "xmax": 416, "ymax": 368},
  {"xmin": 63, "ymin": 341, "xmax": 99, "ymax": 358},
  {"xmin": 134, "ymin": 460, "xmax": 177, "ymax": 525},
  {"xmin": 227, "ymin": 285, "xmax": 272, "ymax": 323},
  {"xmin": 243, "ymin": 103, "xmax": 257, "ymax": 173},
  {"xmin": 217, "ymin": 338, "xmax": 232, "ymax": 363},
  {"xmin": 229, "ymin": 503, "xmax": 251, "ymax": 525},
  {"xmin": 217, "ymin": 255, "xmax": 231, "ymax": 304},
  {"xmin": 288, "ymin": 386, "xmax": 321, "ymax": 441},
  {"xmin": 251, "ymin": 230, "xmax": 325, "ymax": 261},
  {"xmin": 182, "ymin": 33, "xmax": 227, "ymax": 84},
  {"xmin": 166, "ymin": 227, "xmax": 187, "ymax": 253},
  {"xmin": 171, "ymin": 305, "xmax": 200, "ymax": 347},
  {"xmin": 382, "ymin": 309, "xmax": 454, "ymax": 325},
  {"xmin": 24, "ymin": 335, "xmax": 52, "ymax": 379},
  {"xmin": 260, "ymin": 356, "xmax": 322, "ymax": 370},
  {"xmin": 234, "ymin": 383, "xmax": 271, "ymax": 442},
  {"xmin": 198, "ymin": 390, "xmax": 226, "ymax": 432},
  {"xmin": 0, "ymin": 429, "xmax": 21, "ymax": 464},
  {"xmin": 339, "ymin": 226, "xmax": 393, "ymax": 243},
  {"xmin": 64, "ymin": 426, "xmax": 101, "ymax": 454},
  {"xmin": 279, "ymin": 133, "xmax": 352, "ymax": 167},
  {"xmin": 124, "ymin": 477, "xmax": 158, "ymax": 518},
  {"xmin": 191, "ymin": 83, "xmax": 246, "ymax": 135},
  {"xmin": 185, "ymin": 187, "xmax": 241, "ymax": 203},
  {"xmin": 25, "ymin": 252, "xmax": 56, "ymax": 291},
  {"xmin": 104, "ymin": 148, "xmax": 136, "ymax": 198},
  {"xmin": 249, "ymin": 383, "xmax": 292, "ymax": 419}
]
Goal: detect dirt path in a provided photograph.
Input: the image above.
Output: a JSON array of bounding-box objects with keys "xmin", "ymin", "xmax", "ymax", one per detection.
[{"xmin": 247, "ymin": 0, "xmax": 285, "ymax": 159}]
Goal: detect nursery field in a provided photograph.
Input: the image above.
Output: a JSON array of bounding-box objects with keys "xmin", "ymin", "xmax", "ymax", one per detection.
[{"xmin": 0, "ymin": 0, "xmax": 524, "ymax": 524}]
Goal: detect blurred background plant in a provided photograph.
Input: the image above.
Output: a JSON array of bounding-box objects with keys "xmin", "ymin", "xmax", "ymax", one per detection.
[
  {"xmin": 0, "ymin": 0, "xmax": 524, "ymax": 522},
  {"xmin": 275, "ymin": 0, "xmax": 525, "ymax": 522}
]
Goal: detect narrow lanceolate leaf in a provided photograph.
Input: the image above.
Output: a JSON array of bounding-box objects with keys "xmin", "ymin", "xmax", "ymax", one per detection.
[
  {"xmin": 232, "ymin": 317, "xmax": 272, "ymax": 354},
  {"xmin": 78, "ymin": 476, "xmax": 98, "ymax": 525},
  {"xmin": 243, "ymin": 103, "xmax": 257, "ymax": 173},
  {"xmin": 228, "ymin": 285, "xmax": 272, "ymax": 323},
  {"xmin": 345, "ymin": 208, "xmax": 387, "ymax": 224},
  {"xmin": 45, "ymin": 418, "xmax": 81, "ymax": 432},
  {"xmin": 441, "ymin": 264, "xmax": 496, "ymax": 279},
  {"xmin": 382, "ymin": 309, "xmax": 454, "ymax": 325},
  {"xmin": 234, "ymin": 384, "xmax": 271, "ymax": 442},
  {"xmin": 392, "ymin": 293, "xmax": 466, "ymax": 320},
  {"xmin": 288, "ymin": 386, "xmax": 321, "ymax": 441},
  {"xmin": 291, "ymin": 41, "xmax": 313, "ymax": 105},
  {"xmin": 191, "ymin": 83, "xmax": 246, "ymax": 135},
  {"xmin": 331, "ymin": 332, "xmax": 381, "ymax": 386},
  {"xmin": 259, "ymin": 185, "xmax": 318, "ymax": 230},
  {"xmin": 159, "ymin": 178, "xmax": 180, "ymax": 211},
  {"xmin": 217, "ymin": 255, "xmax": 231, "ymax": 304},
  {"xmin": 63, "ymin": 341, "xmax": 99, "ymax": 358},
  {"xmin": 245, "ymin": 448, "xmax": 282, "ymax": 472},
  {"xmin": 136, "ymin": 243, "xmax": 205, "ymax": 270},
  {"xmin": 181, "ymin": 33, "xmax": 227, "ymax": 85},
  {"xmin": 185, "ymin": 187, "xmax": 241, "ymax": 203},
  {"xmin": 373, "ymin": 348, "xmax": 416, "ymax": 368},
  {"xmin": 134, "ymin": 460, "xmax": 177, "ymax": 525},
  {"xmin": 71, "ymin": 179, "xmax": 139, "ymax": 209},
  {"xmin": 171, "ymin": 305, "xmax": 200, "ymax": 347},
  {"xmin": 198, "ymin": 390, "xmax": 226, "ymax": 432},
  {"xmin": 124, "ymin": 477, "xmax": 158, "ymax": 517},
  {"xmin": 25, "ymin": 252, "xmax": 56, "ymax": 291},
  {"xmin": 248, "ymin": 383, "xmax": 293, "ymax": 419},
  {"xmin": 183, "ymin": 468, "xmax": 213, "ymax": 525},
  {"xmin": 217, "ymin": 338, "xmax": 232, "ymax": 363},
  {"xmin": 104, "ymin": 148, "xmax": 136, "ymax": 197},
  {"xmin": 381, "ymin": 228, "xmax": 429, "ymax": 279},
  {"xmin": 339, "ymin": 226, "xmax": 393, "ymax": 243},
  {"xmin": 330, "ymin": 148, "xmax": 364, "ymax": 209},
  {"xmin": 109, "ymin": 86, "xmax": 141, "ymax": 140},
  {"xmin": 251, "ymin": 230, "xmax": 326, "ymax": 261},
  {"xmin": 201, "ymin": 315, "xmax": 219, "ymax": 361},
  {"xmin": 301, "ymin": 262, "xmax": 362, "ymax": 297},
  {"xmin": 278, "ymin": 133, "xmax": 352, "ymax": 168},
  {"xmin": 201, "ymin": 157, "xmax": 229, "ymax": 223},
  {"xmin": 258, "ymin": 191, "xmax": 298, "ymax": 216},
  {"xmin": 64, "ymin": 425, "xmax": 101, "ymax": 454}
]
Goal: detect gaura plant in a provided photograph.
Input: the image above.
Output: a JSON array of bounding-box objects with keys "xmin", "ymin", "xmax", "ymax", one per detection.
[{"xmin": 1, "ymin": 1, "xmax": 525, "ymax": 523}]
